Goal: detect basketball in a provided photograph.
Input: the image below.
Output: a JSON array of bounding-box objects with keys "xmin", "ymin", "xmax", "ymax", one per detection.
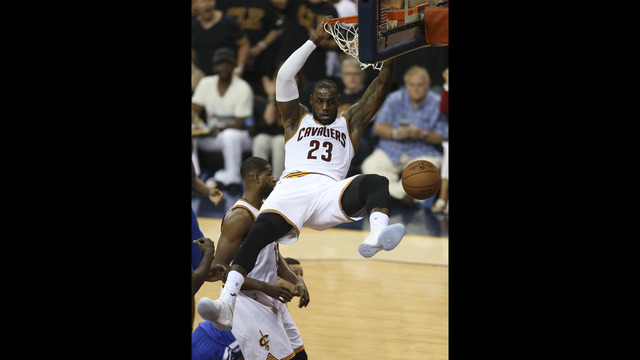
[{"xmin": 401, "ymin": 160, "xmax": 441, "ymax": 200}]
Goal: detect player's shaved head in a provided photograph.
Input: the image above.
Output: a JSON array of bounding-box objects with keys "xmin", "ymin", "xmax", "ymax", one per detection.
[
  {"xmin": 241, "ymin": 157, "xmax": 270, "ymax": 179},
  {"xmin": 311, "ymin": 79, "xmax": 339, "ymax": 95}
]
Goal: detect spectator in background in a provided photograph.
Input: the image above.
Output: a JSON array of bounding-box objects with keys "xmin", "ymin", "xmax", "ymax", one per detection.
[
  {"xmin": 217, "ymin": 0, "xmax": 282, "ymax": 97},
  {"xmin": 432, "ymin": 67, "xmax": 448, "ymax": 214},
  {"xmin": 192, "ymin": 0, "xmax": 250, "ymax": 77},
  {"xmin": 392, "ymin": 46, "xmax": 448, "ymax": 92},
  {"xmin": 266, "ymin": 0, "xmax": 288, "ymax": 75},
  {"xmin": 361, "ymin": 65, "xmax": 448, "ymax": 206},
  {"xmin": 337, "ymin": 57, "xmax": 367, "ymax": 115},
  {"xmin": 192, "ymin": 48, "xmax": 254, "ymax": 193},
  {"xmin": 439, "ymin": 67, "xmax": 448, "ymax": 117},
  {"xmin": 192, "ymin": 61, "xmax": 206, "ymax": 94}
]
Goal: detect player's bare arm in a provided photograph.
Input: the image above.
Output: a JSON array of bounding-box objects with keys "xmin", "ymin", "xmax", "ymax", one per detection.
[
  {"xmin": 276, "ymin": 252, "xmax": 309, "ymax": 308},
  {"xmin": 192, "ymin": 237, "xmax": 215, "ymax": 296},
  {"xmin": 254, "ymin": 280, "xmax": 294, "ymax": 303},
  {"xmin": 277, "ymin": 17, "xmax": 333, "ymax": 140},
  {"xmin": 276, "ymin": 99, "xmax": 305, "ymax": 141},
  {"xmin": 343, "ymin": 57, "xmax": 396, "ymax": 149},
  {"xmin": 211, "ymin": 209, "xmax": 254, "ymax": 269}
]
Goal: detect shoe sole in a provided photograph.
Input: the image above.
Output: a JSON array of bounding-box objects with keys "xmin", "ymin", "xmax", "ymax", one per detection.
[
  {"xmin": 358, "ymin": 224, "xmax": 405, "ymax": 258},
  {"xmin": 197, "ymin": 297, "xmax": 220, "ymax": 321},
  {"xmin": 358, "ymin": 242, "xmax": 383, "ymax": 258},
  {"xmin": 197, "ymin": 297, "xmax": 233, "ymax": 331}
]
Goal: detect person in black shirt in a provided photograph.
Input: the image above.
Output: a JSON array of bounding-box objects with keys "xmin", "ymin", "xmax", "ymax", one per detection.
[
  {"xmin": 216, "ymin": 0, "xmax": 282, "ymax": 97},
  {"xmin": 192, "ymin": 0, "xmax": 250, "ymax": 77}
]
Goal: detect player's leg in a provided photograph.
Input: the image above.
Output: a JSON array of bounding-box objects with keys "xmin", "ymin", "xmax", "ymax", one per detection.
[
  {"xmin": 197, "ymin": 212, "xmax": 293, "ymax": 331},
  {"xmin": 341, "ymin": 174, "xmax": 405, "ymax": 258},
  {"xmin": 341, "ymin": 174, "xmax": 391, "ymax": 216},
  {"xmin": 232, "ymin": 212, "xmax": 293, "ymax": 275},
  {"xmin": 279, "ymin": 301, "xmax": 307, "ymax": 360},
  {"xmin": 293, "ymin": 349, "xmax": 308, "ymax": 360}
]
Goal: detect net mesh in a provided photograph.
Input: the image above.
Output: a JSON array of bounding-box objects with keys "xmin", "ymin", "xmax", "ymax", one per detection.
[{"xmin": 324, "ymin": 19, "xmax": 384, "ymax": 71}]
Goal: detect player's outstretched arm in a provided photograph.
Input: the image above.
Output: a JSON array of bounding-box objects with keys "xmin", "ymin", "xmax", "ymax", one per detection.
[
  {"xmin": 343, "ymin": 58, "xmax": 396, "ymax": 146},
  {"xmin": 276, "ymin": 17, "xmax": 332, "ymax": 139}
]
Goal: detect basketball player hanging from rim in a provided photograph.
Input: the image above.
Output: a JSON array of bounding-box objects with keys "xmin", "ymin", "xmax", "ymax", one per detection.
[{"xmin": 198, "ymin": 17, "xmax": 405, "ymax": 331}]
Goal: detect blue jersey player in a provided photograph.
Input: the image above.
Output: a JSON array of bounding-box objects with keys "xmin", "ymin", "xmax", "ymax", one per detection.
[{"xmin": 192, "ymin": 139, "xmax": 243, "ymax": 359}]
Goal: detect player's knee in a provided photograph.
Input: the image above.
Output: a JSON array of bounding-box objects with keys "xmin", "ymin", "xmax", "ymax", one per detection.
[
  {"xmin": 250, "ymin": 216, "xmax": 278, "ymax": 241},
  {"xmin": 255, "ymin": 212, "xmax": 294, "ymax": 239},
  {"xmin": 363, "ymin": 173, "xmax": 389, "ymax": 190}
]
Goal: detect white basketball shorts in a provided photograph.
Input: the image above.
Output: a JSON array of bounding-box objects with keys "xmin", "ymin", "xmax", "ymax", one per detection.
[{"xmin": 260, "ymin": 173, "xmax": 367, "ymax": 244}]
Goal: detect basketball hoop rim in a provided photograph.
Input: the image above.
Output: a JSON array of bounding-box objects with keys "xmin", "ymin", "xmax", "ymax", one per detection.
[
  {"xmin": 323, "ymin": 14, "xmax": 384, "ymax": 71},
  {"xmin": 324, "ymin": 15, "xmax": 358, "ymax": 24}
]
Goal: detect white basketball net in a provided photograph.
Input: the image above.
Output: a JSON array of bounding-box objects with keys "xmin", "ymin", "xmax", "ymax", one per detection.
[{"xmin": 324, "ymin": 20, "xmax": 384, "ymax": 71}]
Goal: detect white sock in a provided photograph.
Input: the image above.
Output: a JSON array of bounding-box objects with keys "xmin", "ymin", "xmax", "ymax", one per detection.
[
  {"xmin": 369, "ymin": 212, "xmax": 389, "ymax": 232},
  {"xmin": 221, "ymin": 270, "xmax": 244, "ymax": 304},
  {"xmin": 363, "ymin": 212, "xmax": 389, "ymax": 245}
]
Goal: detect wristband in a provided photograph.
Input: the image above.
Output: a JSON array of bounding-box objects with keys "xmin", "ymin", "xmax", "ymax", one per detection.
[
  {"xmin": 392, "ymin": 128, "xmax": 397, "ymax": 140},
  {"xmin": 234, "ymin": 64, "xmax": 244, "ymax": 74},
  {"xmin": 309, "ymin": 36, "xmax": 321, "ymax": 45},
  {"xmin": 257, "ymin": 40, "xmax": 268, "ymax": 50}
]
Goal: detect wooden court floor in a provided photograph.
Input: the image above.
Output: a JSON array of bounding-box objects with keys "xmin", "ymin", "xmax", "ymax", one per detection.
[{"xmin": 193, "ymin": 217, "xmax": 448, "ymax": 360}]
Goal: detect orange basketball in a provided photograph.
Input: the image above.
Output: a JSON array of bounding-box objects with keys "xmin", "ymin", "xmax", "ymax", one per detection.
[{"xmin": 401, "ymin": 160, "xmax": 441, "ymax": 200}]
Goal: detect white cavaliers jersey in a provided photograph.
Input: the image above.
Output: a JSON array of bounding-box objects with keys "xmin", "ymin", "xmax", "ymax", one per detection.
[
  {"xmin": 222, "ymin": 201, "xmax": 304, "ymax": 360},
  {"xmin": 283, "ymin": 113, "xmax": 355, "ymax": 181},
  {"xmin": 222, "ymin": 198, "xmax": 279, "ymax": 284}
]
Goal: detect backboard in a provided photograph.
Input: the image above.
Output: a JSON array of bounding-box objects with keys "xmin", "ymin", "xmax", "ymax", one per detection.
[{"xmin": 357, "ymin": 0, "xmax": 448, "ymax": 64}]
